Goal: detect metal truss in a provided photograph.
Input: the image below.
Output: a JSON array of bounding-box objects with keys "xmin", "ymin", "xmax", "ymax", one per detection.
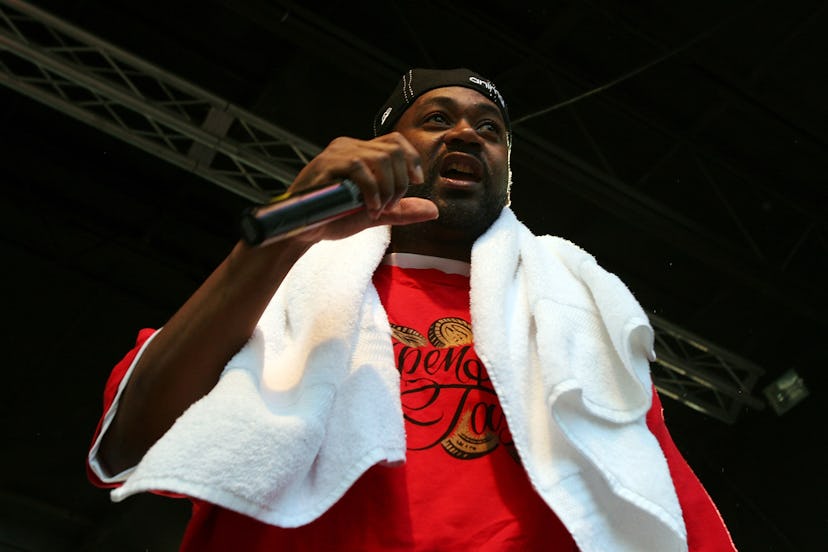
[
  {"xmin": 0, "ymin": 0, "xmax": 767, "ymax": 422},
  {"xmin": 649, "ymin": 314, "xmax": 764, "ymax": 423},
  {"xmin": 0, "ymin": 0, "xmax": 320, "ymax": 204}
]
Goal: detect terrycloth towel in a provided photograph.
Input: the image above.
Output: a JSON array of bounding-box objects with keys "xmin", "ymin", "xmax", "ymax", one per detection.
[{"xmin": 109, "ymin": 207, "xmax": 687, "ymax": 551}]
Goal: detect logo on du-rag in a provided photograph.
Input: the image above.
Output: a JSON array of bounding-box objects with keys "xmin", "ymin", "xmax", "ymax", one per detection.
[
  {"xmin": 468, "ymin": 76, "xmax": 505, "ymax": 109},
  {"xmin": 381, "ymin": 107, "xmax": 393, "ymax": 126}
]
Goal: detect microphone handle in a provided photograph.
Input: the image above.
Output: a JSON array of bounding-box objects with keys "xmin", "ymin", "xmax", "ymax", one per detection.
[{"xmin": 240, "ymin": 180, "xmax": 364, "ymax": 246}]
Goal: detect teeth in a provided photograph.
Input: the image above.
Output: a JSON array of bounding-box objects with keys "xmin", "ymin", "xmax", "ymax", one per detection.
[{"xmin": 447, "ymin": 161, "xmax": 474, "ymax": 175}]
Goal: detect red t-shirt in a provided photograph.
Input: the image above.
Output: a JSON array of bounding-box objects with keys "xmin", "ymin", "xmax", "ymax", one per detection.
[{"xmin": 88, "ymin": 264, "xmax": 735, "ymax": 551}]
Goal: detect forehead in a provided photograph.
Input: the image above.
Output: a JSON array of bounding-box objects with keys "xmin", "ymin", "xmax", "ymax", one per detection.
[{"xmin": 405, "ymin": 86, "xmax": 504, "ymax": 121}]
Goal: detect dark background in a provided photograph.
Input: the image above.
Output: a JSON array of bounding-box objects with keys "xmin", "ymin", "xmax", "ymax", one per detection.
[{"xmin": 1, "ymin": 1, "xmax": 825, "ymax": 550}]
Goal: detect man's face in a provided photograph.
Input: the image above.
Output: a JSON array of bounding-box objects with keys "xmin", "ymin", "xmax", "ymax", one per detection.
[{"xmin": 393, "ymin": 86, "xmax": 510, "ymax": 239}]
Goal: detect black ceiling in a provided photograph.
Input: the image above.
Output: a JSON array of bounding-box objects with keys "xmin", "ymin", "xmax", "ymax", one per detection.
[{"xmin": 1, "ymin": 0, "xmax": 825, "ymax": 550}]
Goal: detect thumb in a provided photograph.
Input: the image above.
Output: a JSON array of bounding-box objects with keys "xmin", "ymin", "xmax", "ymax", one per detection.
[{"xmin": 372, "ymin": 198, "xmax": 438, "ymax": 226}]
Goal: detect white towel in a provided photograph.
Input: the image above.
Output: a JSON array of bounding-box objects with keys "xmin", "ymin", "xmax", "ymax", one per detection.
[{"xmin": 109, "ymin": 207, "xmax": 687, "ymax": 551}]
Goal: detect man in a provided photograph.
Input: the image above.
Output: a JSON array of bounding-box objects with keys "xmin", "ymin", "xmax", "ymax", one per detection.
[{"xmin": 88, "ymin": 68, "xmax": 735, "ymax": 551}]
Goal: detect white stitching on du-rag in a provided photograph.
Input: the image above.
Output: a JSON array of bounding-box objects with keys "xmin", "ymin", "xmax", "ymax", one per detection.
[{"xmin": 406, "ymin": 69, "xmax": 414, "ymax": 102}]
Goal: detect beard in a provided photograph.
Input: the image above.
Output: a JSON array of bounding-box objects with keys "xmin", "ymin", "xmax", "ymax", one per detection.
[{"xmin": 403, "ymin": 162, "xmax": 509, "ymax": 240}]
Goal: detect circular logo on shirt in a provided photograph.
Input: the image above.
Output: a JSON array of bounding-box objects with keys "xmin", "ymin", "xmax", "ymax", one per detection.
[
  {"xmin": 391, "ymin": 324, "xmax": 427, "ymax": 347},
  {"xmin": 441, "ymin": 410, "xmax": 500, "ymax": 459},
  {"xmin": 428, "ymin": 317, "xmax": 473, "ymax": 347}
]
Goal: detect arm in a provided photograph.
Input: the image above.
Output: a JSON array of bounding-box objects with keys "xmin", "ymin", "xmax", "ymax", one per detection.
[{"xmin": 97, "ymin": 133, "xmax": 437, "ymax": 475}]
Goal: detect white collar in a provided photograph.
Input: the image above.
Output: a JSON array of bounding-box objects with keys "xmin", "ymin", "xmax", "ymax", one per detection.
[{"xmin": 381, "ymin": 252, "xmax": 470, "ymax": 276}]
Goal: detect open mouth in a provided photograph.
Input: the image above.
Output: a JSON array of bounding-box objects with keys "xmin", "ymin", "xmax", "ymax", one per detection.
[{"xmin": 439, "ymin": 153, "xmax": 483, "ymax": 184}]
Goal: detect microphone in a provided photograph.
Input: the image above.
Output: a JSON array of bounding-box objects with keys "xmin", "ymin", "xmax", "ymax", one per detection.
[{"xmin": 239, "ymin": 180, "xmax": 364, "ymax": 246}]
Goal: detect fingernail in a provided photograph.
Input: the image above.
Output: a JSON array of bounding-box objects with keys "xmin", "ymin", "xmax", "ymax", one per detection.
[{"xmin": 414, "ymin": 165, "xmax": 424, "ymax": 184}]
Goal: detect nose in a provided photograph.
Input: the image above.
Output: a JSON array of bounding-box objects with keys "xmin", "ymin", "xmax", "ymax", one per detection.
[{"xmin": 443, "ymin": 120, "xmax": 483, "ymax": 148}]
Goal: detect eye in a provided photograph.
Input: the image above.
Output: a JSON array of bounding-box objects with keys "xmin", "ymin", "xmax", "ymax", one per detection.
[
  {"xmin": 423, "ymin": 112, "xmax": 450, "ymax": 126},
  {"xmin": 478, "ymin": 120, "xmax": 499, "ymax": 132},
  {"xmin": 477, "ymin": 120, "xmax": 503, "ymax": 139}
]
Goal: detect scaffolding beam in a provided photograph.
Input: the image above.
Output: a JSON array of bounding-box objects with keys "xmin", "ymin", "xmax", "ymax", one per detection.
[
  {"xmin": 650, "ymin": 314, "xmax": 765, "ymax": 423},
  {"xmin": 0, "ymin": 0, "xmax": 320, "ymax": 203}
]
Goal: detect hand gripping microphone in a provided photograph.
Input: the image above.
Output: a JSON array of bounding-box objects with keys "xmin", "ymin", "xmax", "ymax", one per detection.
[{"xmin": 239, "ymin": 180, "xmax": 364, "ymax": 246}]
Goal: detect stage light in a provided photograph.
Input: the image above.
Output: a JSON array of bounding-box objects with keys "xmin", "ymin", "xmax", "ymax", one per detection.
[{"xmin": 762, "ymin": 369, "xmax": 809, "ymax": 415}]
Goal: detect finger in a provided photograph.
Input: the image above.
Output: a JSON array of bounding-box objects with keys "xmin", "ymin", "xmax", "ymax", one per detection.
[
  {"xmin": 369, "ymin": 147, "xmax": 399, "ymax": 212},
  {"xmin": 345, "ymin": 158, "xmax": 383, "ymax": 213},
  {"xmin": 352, "ymin": 140, "xmax": 407, "ymax": 214},
  {"xmin": 378, "ymin": 132, "xmax": 424, "ymax": 185},
  {"xmin": 383, "ymin": 144, "xmax": 409, "ymax": 209},
  {"xmin": 374, "ymin": 135, "xmax": 422, "ymax": 208}
]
